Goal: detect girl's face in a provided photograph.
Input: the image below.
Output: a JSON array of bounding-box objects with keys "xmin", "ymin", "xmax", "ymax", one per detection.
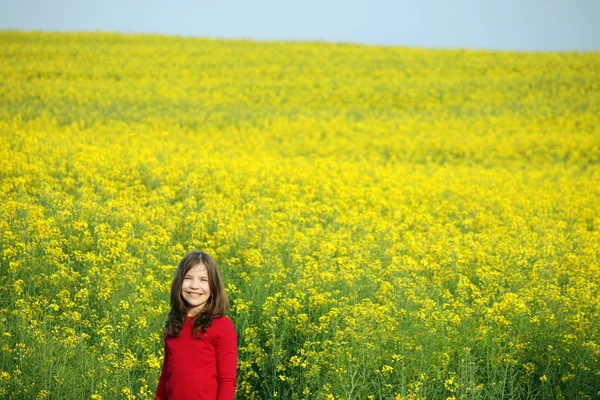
[{"xmin": 181, "ymin": 262, "xmax": 211, "ymax": 316}]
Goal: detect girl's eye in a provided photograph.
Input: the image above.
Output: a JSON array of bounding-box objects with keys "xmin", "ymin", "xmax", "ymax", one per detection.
[{"xmin": 184, "ymin": 276, "xmax": 191, "ymax": 280}]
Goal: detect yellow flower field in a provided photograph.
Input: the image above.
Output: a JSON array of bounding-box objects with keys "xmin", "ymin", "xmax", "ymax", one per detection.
[{"xmin": 1, "ymin": 31, "xmax": 599, "ymax": 399}]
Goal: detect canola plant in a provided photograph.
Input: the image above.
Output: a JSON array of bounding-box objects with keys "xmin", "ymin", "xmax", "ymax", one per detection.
[{"xmin": 1, "ymin": 31, "xmax": 599, "ymax": 399}]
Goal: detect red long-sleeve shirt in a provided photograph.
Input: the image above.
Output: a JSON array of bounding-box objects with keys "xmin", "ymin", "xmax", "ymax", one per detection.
[{"xmin": 156, "ymin": 316, "xmax": 238, "ymax": 400}]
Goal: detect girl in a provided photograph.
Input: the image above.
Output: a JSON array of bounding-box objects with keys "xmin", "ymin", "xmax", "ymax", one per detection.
[{"xmin": 156, "ymin": 250, "xmax": 237, "ymax": 400}]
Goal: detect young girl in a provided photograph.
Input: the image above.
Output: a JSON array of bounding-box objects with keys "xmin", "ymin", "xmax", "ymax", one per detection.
[{"xmin": 156, "ymin": 250, "xmax": 237, "ymax": 400}]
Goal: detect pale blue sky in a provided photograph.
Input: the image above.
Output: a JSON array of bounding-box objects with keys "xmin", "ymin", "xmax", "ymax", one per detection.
[{"xmin": 1, "ymin": 0, "xmax": 598, "ymax": 51}]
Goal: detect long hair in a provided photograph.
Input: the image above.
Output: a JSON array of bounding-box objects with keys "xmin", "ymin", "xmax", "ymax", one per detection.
[{"xmin": 165, "ymin": 250, "xmax": 228, "ymax": 338}]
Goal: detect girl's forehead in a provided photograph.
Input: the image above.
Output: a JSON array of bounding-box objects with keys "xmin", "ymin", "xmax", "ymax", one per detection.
[{"xmin": 187, "ymin": 262, "xmax": 208, "ymax": 274}]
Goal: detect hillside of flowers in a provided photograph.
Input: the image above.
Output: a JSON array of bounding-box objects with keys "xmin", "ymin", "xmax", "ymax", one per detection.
[{"xmin": 1, "ymin": 31, "xmax": 599, "ymax": 399}]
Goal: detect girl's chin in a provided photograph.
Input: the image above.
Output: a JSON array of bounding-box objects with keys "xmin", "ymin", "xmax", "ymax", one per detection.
[{"xmin": 182, "ymin": 294, "xmax": 206, "ymax": 306}]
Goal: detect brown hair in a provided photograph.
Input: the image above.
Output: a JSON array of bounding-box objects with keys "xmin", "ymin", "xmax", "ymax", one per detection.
[{"xmin": 165, "ymin": 250, "xmax": 229, "ymax": 338}]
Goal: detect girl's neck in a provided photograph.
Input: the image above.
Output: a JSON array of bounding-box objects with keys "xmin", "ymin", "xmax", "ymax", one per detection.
[
  {"xmin": 187, "ymin": 305, "xmax": 205, "ymax": 317},
  {"xmin": 187, "ymin": 310, "xmax": 201, "ymax": 317}
]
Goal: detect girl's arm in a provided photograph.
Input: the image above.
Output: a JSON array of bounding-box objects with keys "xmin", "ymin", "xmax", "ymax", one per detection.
[
  {"xmin": 215, "ymin": 317, "xmax": 238, "ymax": 400},
  {"xmin": 155, "ymin": 340, "xmax": 168, "ymax": 400}
]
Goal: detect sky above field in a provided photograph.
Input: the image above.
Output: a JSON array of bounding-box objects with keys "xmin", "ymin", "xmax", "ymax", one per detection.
[{"xmin": 1, "ymin": 0, "xmax": 599, "ymax": 51}]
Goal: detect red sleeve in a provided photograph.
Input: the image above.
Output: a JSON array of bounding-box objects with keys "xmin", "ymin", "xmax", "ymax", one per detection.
[
  {"xmin": 155, "ymin": 339, "xmax": 168, "ymax": 400},
  {"xmin": 215, "ymin": 317, "xmax": 238, "ymax": 400}
]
